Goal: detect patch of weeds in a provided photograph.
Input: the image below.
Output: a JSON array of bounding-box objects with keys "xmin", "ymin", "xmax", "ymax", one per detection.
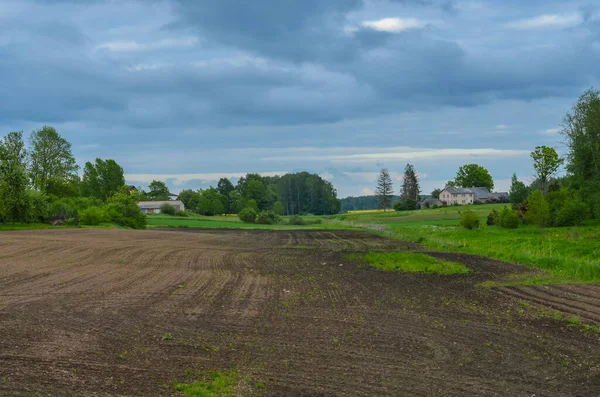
[
  {"xmin": 118, "ymin": 260, "xmax": 126, "ymax": 265},
  {"xmin": 177, "ymin": 283, "xmax": 187, "ymax": 289},
  {"xmin": 256, "ymin": 381, "xmax": 264, "ymax": 390},
  {"xmin": 290, "ymin": 245, "xmax": 313, "ymax": 249},
  {"xmin": 567, "ymin": 316, "xmax": 600, "ymax": 335},
  {"xmin": 345, "ymin": 251, "xmax": 469, "ymax": 275},
  {"xmin": 174, "ymin": 369, "xmax": 239, "ymax": 397},
  {"xmin": 117, "ymin": 351, "xmax": 127, "ymax": 360},
  {"xmin": 477, "ymin": 274, "xmax": 585, "ymax": 288},
  {"xmin": 161, "ymin": 333, "xmax": 174, "ymax": 341}
]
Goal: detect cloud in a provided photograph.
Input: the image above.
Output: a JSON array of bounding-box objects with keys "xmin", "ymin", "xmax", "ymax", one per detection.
[
  {"xmin": 96, "ymin": 37, "xmax": 199, "ymax": 52},
  {"xmin": 507, "ymin": 14, "xmax": 583, "ymax": 30},
  {"xmin": 361, "ymin": 17, "xmax": 429, "ymax": 32},
  {"xmin": 542, "ymin": 127, "xmax": 562, "ymax": 135},
  {"xmin": 262, "ymin": 147, "xmax": 530, "ymax": 163},
  {"xmin": 361, "ymin": 188, "xmax": 375, "ymax": 196},
  {"xmin": 125, "ymin": 172, "xmax": 286, "ymax": 188}
]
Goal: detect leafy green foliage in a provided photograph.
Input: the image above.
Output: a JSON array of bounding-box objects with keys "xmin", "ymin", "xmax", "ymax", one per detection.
[
  {"xmin": 148, "ymin": 180, "xmax": 170, "ymax": 201},
  {"xmin": 454, "ymin": 164, "xmax": 494, "ymax": 191},
  {"xmin": 287, "ymin": 215, "xmax": 305, "ymax": 225},
  {"xmin": 256, "ymin": 210, "xmax": 279, "ymax": 225},
  {"xmin": 174, "ymin": 369, "xmax": 239, "ymax": 397},
  {"xmin": 79, "ymin": 206, "xmax": 107, "ymax": 226},
  {"xmin": 197, "ymin": 188, "xmax": 226, "ymax": 216},
  {"xmin": 394, "ymin": 199, "xmax": 417, "ymax": 211},
  {"xmin": 431, "ymin": 188, "xmax": 442, "ymax": 199},
  {"xmin": 273, "ymin": 201, "xmax": 284, "ymax": 215},
  {"xmin": 81, "ymin": 158, "xmax": 125, "ymax": 201},
  {"xmin": 486, "ymin": 209, "xmax": 500, "ymax": 226},
  {"xmin": 160, "ymin": 203, "xmax": 177, "ymax": 215},
  {"xmin": 0, "ymin": 131, "xmax": 29, "ymax": 222},
  {"xmin": 499, "ymin": 206, "xmax": 519, "ymax": 229},
  {"xmin": 531, "ymin": 146, "xmax": 563, "ymax": 195},
  {"xmin": 105, "ymin": 193, "xmax": 147, "ymax": 229},
  {"xmin": 347, "ymin": 252, "xmax": 469, "ymax": 275},
  {"xmin": 238, "ymin": 207, "xmax": 257, "ymax": 223},
  {"xmin": 509, "ymin": 173, "xmax": 528, "ymax": 205},
  {"xmin": 459, "ymin": 209, "xmax": 480, "ymax": 230},
  {"xmin": 29, "ymin": 126, "xmax": 79, "ymax": 195},
  {"xmin": 525, "ymin": 190, "xmax": 550, "ymax": 227}
]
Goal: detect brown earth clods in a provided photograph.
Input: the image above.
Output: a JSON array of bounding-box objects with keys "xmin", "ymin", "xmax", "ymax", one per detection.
[{"xmin": 0, "ymin": 228, "xmax": 599, "ymax": 396}]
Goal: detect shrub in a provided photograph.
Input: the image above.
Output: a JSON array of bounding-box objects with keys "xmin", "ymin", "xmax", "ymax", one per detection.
[
  {"xmin": 79, "ymin": 206, "xmax": 106, "ymax": 226},
  {"xmin": 26, "ymin": 190, "xmax": 49, "ymax": 223},
  {"xmin": 460, "ymin": 209, "xmax": 480, "ymax": 230},
  {"xmin": 486, "ymin": 209, "xmax": 500, "ymax": 226},
  {"xmin": 238, "ymin": 207, "xmax": 257, "ymax": 223},
  {"xmin": 105, "ymin": 193, "xmax": 147, "ymax": 229},
  {"xmin": 499, "ymin": 206, "xmax": 519, "ymax": 229},
  {"xmin": 159, "ymin": 203, "xmax": 177, "ymax": 215},
  {"xmin": 554, "ymin": 198, "xmax": 589, "ymax": 226},
  {"xmin": 175, "ymin": 210, "xmax": 188, "ymax": 217},
  {"xmin": 245, "ymin": 199, "xmax": 259, "ymax": 212},
  {"xmin": 256, "ymin": 210, "xmax": 279, "ymax": 225},
  {"xmin": 49, "ymin": 199, "xmax": 78, "ymax": 223},
  {"xmin": 525, "ymin": 190, "xmax": 550, "ymax": 227},
  {"xmin": 288, "ymin": 215, "xmax": 305, "ymax": 225}
]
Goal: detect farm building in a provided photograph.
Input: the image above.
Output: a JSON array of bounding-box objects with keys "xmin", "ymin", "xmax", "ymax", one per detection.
[
  {"xmin": 439, "ymin": 187, "xmax": 509, "ymax": 205},
  {"xmin": 137, "ymin": 201, "xmax": 185, "ymax": 214}
]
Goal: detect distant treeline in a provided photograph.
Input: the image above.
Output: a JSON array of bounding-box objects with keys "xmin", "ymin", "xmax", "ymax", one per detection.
[
  {"xmin": 340, "ymin": 195, "xmax": 402, "ymax": 212},
  {"xmin": 171, "ymin": 171, "xmax": 341, "ymax": 216}
]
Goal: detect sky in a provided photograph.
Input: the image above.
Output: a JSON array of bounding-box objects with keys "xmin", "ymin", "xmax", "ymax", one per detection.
[{"xmin": 1, "ymin": 0, "xmax": 599, "ymax": 198}]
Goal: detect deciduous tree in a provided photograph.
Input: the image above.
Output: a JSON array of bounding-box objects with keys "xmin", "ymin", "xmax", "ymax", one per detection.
[
  {"xmin": 29, "ymin": 126, "xmax": 78, "ymax": 195},
  {"xmin": 531, "ymin": 146, "xmax": 563, "ymax": 196},
  {"xmin": 454, "ymin": 164, "xmax": 494, "ymax": 191},
  {"xmin": 148, "ymin": 180, "xmax": 170, "ymax": 201}
]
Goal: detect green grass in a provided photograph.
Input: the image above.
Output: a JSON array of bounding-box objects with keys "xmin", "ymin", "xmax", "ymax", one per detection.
[
  {"xmin": 0, "ymin": 223, "xmax": 60, "ymax": 231},
  {"xmin": 346, "ymin": 251, "xmax": 469, "ymax": 275},
  {"xmin": 174, "ymin": 370, "xmax": 239, "ymax": 397},
  {"xmin": 340, "ymin": 204, "xmax": 600, "ymax": 283}
]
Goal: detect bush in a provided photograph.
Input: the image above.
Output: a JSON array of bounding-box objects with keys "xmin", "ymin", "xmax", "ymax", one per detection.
[
  {"xmin": 48, "ymin": 199, "xmax": 78, "ymax": 223},
  {"xmin": 460, "ymin": 209, "xmax": 480, "ymax": 230},
  {"xmin": 525, "ymin": 190, "xmax": 550, "ymax": 227},
  {"xmin": 486, "ymin": 209, "xmax": 500, "ymax": 226},
  {"xmin": 26, "ymin": 190, "xmax": 49, "ymax": 223},
  {"xmin": 175, "ymin": 210, "xmax": 188, "ymax": 217},
  {"xmin": 159, "ymin": 203, "xmax": 177, "ymax": 215},
  {"xmin": 79, "ymin": 206, "xmax": 106, "ymax": 226},
  {"xmin": 554, "ymin": 198, "xmax": 589, "ymax": 226},
  {"xmin": 499, "ymin": 206, "xmax": 519, "ymax": 229},
  {"xmin": 105, "ymin": 193, "xmax": 147, "ymax": 229},
  {"xmin": 256, "ymin": 210, "xmax": 280, "ymax": 225},
  {"xmin": 288, "ymin": 215, "xmax": 305, "ymax": 225},
  {"xmin": 238, "ymin": 207, "xmax": 257, "ymax": 223}
]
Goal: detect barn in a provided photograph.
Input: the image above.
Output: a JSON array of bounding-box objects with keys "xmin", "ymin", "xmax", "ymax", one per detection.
[{"xmin": 137, "ymin": 201, "xmax": 185, "ymax": 214}]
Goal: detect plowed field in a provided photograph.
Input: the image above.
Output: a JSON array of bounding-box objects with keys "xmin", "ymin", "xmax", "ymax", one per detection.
[{"xmin": 1, "ymin": 229, "xmax": 599, "ymax": 396}]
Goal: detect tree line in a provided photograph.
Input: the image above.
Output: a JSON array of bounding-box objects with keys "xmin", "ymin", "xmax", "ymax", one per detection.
[
  {"xmin": 0, "ymin": 126, "xmax": 144, "ymax": 228},
  {"xmin": 143, "ymin": 171, "xmax": 341, "ymax": 216}
]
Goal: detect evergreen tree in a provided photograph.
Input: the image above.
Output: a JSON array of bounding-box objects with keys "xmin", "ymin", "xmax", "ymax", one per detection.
[
  {"xmin": 509, "ymin": 173, "xmax": 528, "ymax": 204},
  {"xmin": 375, "ymin": 168, "xmax": 393, "ymax": 211},
  {"xmin": 401, "ymin": 164, "xmax": 420, "ymax": 201}
]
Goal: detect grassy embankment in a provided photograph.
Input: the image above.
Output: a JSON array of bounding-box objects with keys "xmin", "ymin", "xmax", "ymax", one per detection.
[{"xmin": 339, "ymin": 204, "xmax": 600, "ymax": 283}]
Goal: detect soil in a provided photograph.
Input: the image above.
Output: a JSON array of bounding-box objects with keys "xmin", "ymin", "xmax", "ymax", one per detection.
[{"xmin": 0, "ymin": 228, "xmax": 599, "ymax": 396}]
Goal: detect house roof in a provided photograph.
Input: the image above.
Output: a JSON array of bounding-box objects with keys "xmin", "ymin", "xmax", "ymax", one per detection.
[
  {"xmin": 490, "ymin": 192, "xmax": 509, "ymax": 198},
  {"xmin": 442, "ymin": 186, "xmax": 491, "ymax": 199},
  {"xmin": 137, "ymin": 200, "xmax": 184, "ymax": 209},
  {"xmin": 420, "ymin": 198, "xmax": 443, "ymax": 206},
  {"xmin": 443, "ymin": 187, "xmax": 474, "ymax": 194},
  {"xmin": 470, "ymin": 187, "xmax": 491, "ymax": 199}
]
